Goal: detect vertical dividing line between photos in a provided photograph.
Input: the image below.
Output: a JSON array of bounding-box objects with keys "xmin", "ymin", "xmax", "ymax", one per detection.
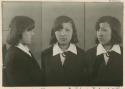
[
  {"xmin": 41, "ymin": 2, "xmax": 43, "ymax": 68},
  {"xmin": 41, "ymin": 2, "xmax": 44, "ymax": 52},
  {"xmin": 83, "ymin": 2, "xmax": 86, "ymax": 50}
]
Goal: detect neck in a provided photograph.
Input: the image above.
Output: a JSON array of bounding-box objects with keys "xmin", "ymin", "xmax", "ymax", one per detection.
[
  {"xmin": 58, "ymin": 43, "xmax": 70, "ymax": 51},
  {"xmin": 103, "ymin": 44, "xmax": 113, "ymax": 51},
  {"xmin": 19, "ymin": 41, "xmax": 29, "ymax": 48}
]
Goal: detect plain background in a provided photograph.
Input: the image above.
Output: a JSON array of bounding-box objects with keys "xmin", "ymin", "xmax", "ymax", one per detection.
[{"xmin": 2, "ymin": 2, "xmax": 123, "ymax": 66}]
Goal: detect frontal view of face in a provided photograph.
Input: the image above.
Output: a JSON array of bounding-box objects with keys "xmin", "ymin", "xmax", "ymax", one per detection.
[
  {"xmin": 55, "ymin": 22, "xmax": 73, "ymax": 46},
  {"xmin": 97, "ymin": 22, "xmax": 112, "ymax": 45}
]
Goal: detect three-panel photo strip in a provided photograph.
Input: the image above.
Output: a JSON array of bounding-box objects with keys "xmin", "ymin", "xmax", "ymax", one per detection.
[{"xmin": 1, "ymin": 0, "xmax": 124, "ymax": 88}]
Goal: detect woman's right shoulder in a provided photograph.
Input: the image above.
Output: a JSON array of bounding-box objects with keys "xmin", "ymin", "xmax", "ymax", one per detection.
[
  {"xmin": 5, "ymin": 46, "xmax": 24, "ymax": 60},
  {"xmin": 7, "ymin": 46, "xmax": 19, "ymax": 55},
  {"xmin": 85, "ymin": 46, "xmax": 97, "ymax": 55},
  {"xmin": 4, "ymin": 46, "xmax": 21, "ymax": 64},
  {"xmin": 41, "ymin": 46, "xmax": 53, "ymax": 56}
]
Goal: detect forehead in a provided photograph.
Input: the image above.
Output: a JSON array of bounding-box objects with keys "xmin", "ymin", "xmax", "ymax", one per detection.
[
  {"xmin": 62, "ymin": 22, "xmax": 72, "ymax": 26},
  {"xmin": 62, "ymin": 22, "xmax": 72, "ymax": 28},
  {"xmin": 99, "ymin": 22, "xmax": 110, "ymax": 28}
]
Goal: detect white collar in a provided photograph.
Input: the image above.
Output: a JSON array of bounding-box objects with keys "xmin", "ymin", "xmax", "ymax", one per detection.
[
  {"xmin": 16, "ymin": 43, "xmax": 31, "ymax": 56},
  {"xmin": 96, "ymin": 43, "xmax": 121, "ymax": 56},
  {"xmin": 53, "ymin": 43, "xmax": 77, "ymax": 56}
]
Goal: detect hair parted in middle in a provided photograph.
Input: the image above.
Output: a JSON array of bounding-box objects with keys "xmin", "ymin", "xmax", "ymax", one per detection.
[{"xmin": 50, "ymin": 15, "xmax": 78, "ymax": 45}]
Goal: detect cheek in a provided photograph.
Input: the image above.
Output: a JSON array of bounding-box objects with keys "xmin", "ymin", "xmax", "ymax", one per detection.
[
  {"xmin": 107, "ymin": 29, "xmax": 112, "ymax": 38},
  {"xmin": 69, "ymin": 33, "xmax": 73, "ymax": 39},
  {"xmin": 96, "ymin": 32, "xmax": 99, "ymax": 36},
  {"xmin": 22, "ymin": 32, "xmax": 27, "ymax": 40},
  {"xmin": 24, "ymin": 32, "xmax": 31, "ymax": 41},
  {"xmin": 104, "ymin": 32, "xmax": 112, "ymax": 42},
  {"xmin": 55, "ymin": 32, "xmax": 58, "ymax": 37},
  {"xmin": 21, "ymin": 34, "xmax": 27, "ymax": 44},
  {"xmin": 67, "ymin": 32, "xmax": 73, "ymax": 40},
  {"xmin": 107, "ymin": 31, "xmax": 112, "ymax": 38},
  {"xmin": 55, "ymin": 32, "xmax": 60, "ymax": 40},
  {"xmin": 70, "ymin": 31, "xmax": 73, "ymax": 37},
  {"xmin": 108, "ymin": 33, "xmax": 112, "ymax": 41}
]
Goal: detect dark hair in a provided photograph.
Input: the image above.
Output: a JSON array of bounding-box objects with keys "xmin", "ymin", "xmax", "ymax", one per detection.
[
  {"xmin": 50, "ymin": 16, "xmax": 78, "ymax": 45},
  {"xmin": 95, "ymin": 16, "xmax": 122, "ymax": 44},
  {"xmin": 7, "ymin": 16, "xmax": 35, "ymax": 46}
]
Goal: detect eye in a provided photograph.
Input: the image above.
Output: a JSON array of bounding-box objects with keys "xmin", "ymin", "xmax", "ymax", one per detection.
[
  {"xmin": 97, "ymin": 28, "xmax": 107, "ymax": 32},
  {"xmin": 59, "ymin": 29, "xmax": 62, "ymax": 31},
  {"xmin": 96, "ymin": 29, "xmax": 99, "ymax": 31},
  {"xmin": 56, "ymin": 28, "xmax": 62, "ymax": 32},
  {"xmin": 101, "ymin": 28, "xmax": 107, "ymax": 32},
  {"xmin": 65, "ymin": 29, "xmax": 70, "ymax": 31}
]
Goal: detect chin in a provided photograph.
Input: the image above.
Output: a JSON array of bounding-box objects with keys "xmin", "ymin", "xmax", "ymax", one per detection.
[
  {"xmin": 101, "ymin": 43, "xmax": 111, "ymax": 46},
  {"xmin": 99, "ymin": 42, "xmax": 104, "ymax": 45},
  {"xmin": 26, "ymin": 42, "xmax": 31, "ymax": 45},
  {"xmin": 60, "ymin": 43, "xmax": 66, "ymax": 45},
  {"xmin": 59, "ymin": 42, "xmax": 67, "ymax": 45}
]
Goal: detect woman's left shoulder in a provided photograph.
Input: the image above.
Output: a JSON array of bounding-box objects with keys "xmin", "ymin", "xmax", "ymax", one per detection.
[
  {"xmin": 119, "ymin": 46, "xmax": 123, "ymax": 55},
  {"xmin": 76, "ymin": 46, "xmax": 85, "ymax": 54},
  {"xmin": 120, "ymin": 46, "xmax": 123, "ymax": 50}
]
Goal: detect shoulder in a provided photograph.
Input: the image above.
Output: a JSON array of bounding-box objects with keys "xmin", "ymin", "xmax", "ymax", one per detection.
[
  {"xmin": 85, "ymin": 46, "xmax": 97, "ymax": 55},
  {"xmin": 6, "ymin": 46, "xmax": 20, "ymax": 56},
  {"xmin": 7, "ymin": 46, "xmax": 29, "ymax": 57},
  {"xmin": 76, "ymin": 46, "xmax": 85, "ymax": 54},
  {"xmin": 41, "ymin": 46, "xmax": 53, "ymax": 57},
  {"xmin": 85, "ymin": 46, "xmax": 97, "ymax": 60},
  {"xmin": 6, "ymin": 46, "xmax": 32, "ymax": 62},
  {"xmin": 120, "ymin": 46, "xmax": 123, "ymax": 55},
  {"xmin": 120, "ymin": 46, "xmax": 123, "ymax": 51},
  {"xmin": 85, "ymin": 47, "xmax": 98, "ymax": 65},
  {"xmin": 5, "ymin": 46, "xmax": 24, "ymax": 65}
]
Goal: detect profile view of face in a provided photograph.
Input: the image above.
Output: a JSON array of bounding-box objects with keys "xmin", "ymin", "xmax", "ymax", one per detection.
[
  {"xmin": 21, "ymin": 29, "xmax": 34, "ymax": 45},
  {"xmin": 97, "ymin": 22, "xmax": 112, "ymax": 45},
  {"xmin": 55, "ymin": 22, "xmax": 73, "ymax": 46}
]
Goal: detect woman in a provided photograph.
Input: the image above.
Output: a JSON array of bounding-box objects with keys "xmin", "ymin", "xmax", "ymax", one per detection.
[
  {"xmin": 5, "ymin": 16, "xmax": 42, "ymax": 86},
  {"xmin": 41, "ymin": 16, "xmax": 87, "ymax": 86},
  {"xmin": 86, "ymin": 16, "xmax": 123, "ymax": 86}
]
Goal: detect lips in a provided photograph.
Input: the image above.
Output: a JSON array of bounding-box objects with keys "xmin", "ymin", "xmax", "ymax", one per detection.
[
  {"xmin": 98, "ymin": 38, "xmax": 102, "ymax": 39},
  {"xmin": 98, "ymin": 38, "xmax": 103, "ymax": 41},
  {"xmin": 60, "ymin": 38, "xmax": 66, "ymax": 41}
]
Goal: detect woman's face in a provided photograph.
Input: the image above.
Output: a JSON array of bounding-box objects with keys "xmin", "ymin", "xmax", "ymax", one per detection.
[
  {"xmin": 55, "ymin": 22, "xmax": 73, "ymax": 46},
  {"xmin": 97, "ymin": 22, "xmax": 112, "ymax": 45},
  {"xmin": 21, "ymin": 29, "xmax": 34, "ymax": 45}
]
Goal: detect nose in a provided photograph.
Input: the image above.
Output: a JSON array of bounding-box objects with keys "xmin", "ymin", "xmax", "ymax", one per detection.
[
  {"xmin": 60, "ymin": 29, "xmax": 66, "ymax": 35},
  {"xmin": 97, "ymin": 29, "xmax": 103, "ymax": 36},
  {"xmin": 97, "ymin": 29, "xmax": 103, "ymax": 38},
  {"xmin": 31, "ymin": 30, "xmax": 34, "ymax": 36}
]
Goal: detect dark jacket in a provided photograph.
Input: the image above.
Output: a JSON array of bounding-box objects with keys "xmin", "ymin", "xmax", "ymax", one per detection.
[
  {"xmin": 41, "ymin": 46, "xmax": 88, "ymax": 86},
  {"xmin": 4, "ymin": 46, "xmax": 42, "ymax": 86},
  {"xmin": 85, "ymin": 46, "xmax": 123, "ymax": 86},
  {"xmin": 2, "ymin": 44, "xmax": 8, "ymax": 86}
]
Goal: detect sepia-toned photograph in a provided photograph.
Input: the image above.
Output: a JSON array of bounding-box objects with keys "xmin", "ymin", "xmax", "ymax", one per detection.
[{"xmin": 1, "ymin": 1, "xmax": 123, "ymax": 87}]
